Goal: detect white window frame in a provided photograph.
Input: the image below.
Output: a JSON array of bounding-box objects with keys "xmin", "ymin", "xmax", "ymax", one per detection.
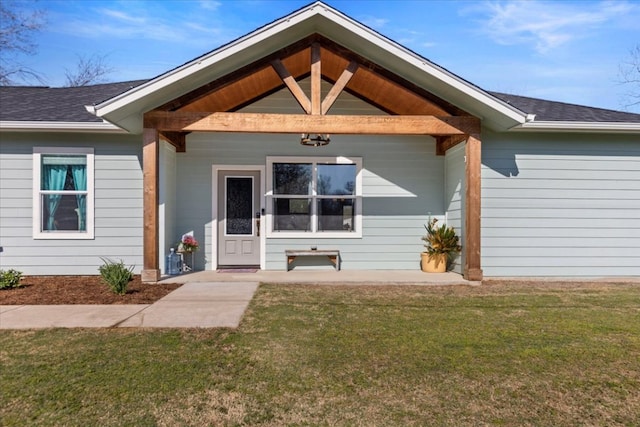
[
  {"xmin": 33, "ymin": 147, "xmax": 95, "ymax": 239},
  {"xmin": 266, "ymin": 156, "xmax": 362, "ymax": 239}
]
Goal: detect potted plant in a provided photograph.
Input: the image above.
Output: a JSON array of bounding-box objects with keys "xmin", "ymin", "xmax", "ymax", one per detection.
[{"xmin": 421, "ymin": 218, "xmax": 461, "ymax": 273}]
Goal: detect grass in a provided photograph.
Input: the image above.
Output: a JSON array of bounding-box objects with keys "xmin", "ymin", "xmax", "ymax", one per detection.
[{"xmin": 1, "ymin": 282, "xmax": 639, "ymax": 426}]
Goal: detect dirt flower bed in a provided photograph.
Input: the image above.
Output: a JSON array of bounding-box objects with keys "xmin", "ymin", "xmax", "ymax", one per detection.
[{"xmin": 0, "ymin": 275, "xmax": 181, "ymax": 305}]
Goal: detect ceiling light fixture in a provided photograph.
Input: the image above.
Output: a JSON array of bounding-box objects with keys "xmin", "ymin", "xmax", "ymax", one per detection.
[{"xmin": 300, "ymin": 133, "xmax": 330, "ymax": 147}]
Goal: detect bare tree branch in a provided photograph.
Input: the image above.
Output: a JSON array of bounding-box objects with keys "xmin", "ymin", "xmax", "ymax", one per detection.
[
  {"xmin": 0, "ymin": 0, "xmax": 46, "ymax": 85},
  {"xmin": 618, "ymin": 44, "xmax": 640, "ymax": 109},
  {"xmin": 64, "ymin": 53, "xmax": 114, "ymax": 87}
]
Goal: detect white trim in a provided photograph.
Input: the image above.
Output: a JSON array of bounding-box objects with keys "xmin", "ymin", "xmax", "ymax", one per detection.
[
  {"xmin": 212, "ymin": 165, "xmax": 266, "ymax": 270},
  {"xmin": 1, "ymin": 121, "xmax": 124, "ymax": 133},
  {"xmin": 33, "ymin": 147, "xmax": 95, "ymax": 240},
  {"xmin": 511, "ymin": 121, "xmax": 640, "ymax": 133},
  {"xmin": 266, "ymin": 156, "xmax": 363, "ymax": 239}
]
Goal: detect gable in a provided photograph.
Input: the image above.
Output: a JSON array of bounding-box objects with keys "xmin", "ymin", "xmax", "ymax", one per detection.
[{"xmin": 91, "ymin": 2, "xmax": 527, "ymax": 134}]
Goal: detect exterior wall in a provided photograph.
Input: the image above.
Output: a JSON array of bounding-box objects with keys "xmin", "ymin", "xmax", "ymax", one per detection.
[
  {"xmin": 482, "ymin": 129, "xmax": 640, "ymax": 277},
  {"xmin": 444, "ymin": 142, "xmax": 465, "ymax": 274},
  {"xmin": 0, "ymin": 132, "xmax": 143, "ymax": 275}
]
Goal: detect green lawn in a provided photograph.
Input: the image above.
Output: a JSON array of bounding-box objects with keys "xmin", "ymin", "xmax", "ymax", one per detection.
[{"xmin": 2, "ymin": 282, "xmax": 639, "ymax": 426}]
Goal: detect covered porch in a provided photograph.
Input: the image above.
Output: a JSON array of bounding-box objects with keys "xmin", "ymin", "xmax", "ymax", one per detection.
[{"xmin": 139, "ymin": 36, "xmax": 484, "ymax": 282}]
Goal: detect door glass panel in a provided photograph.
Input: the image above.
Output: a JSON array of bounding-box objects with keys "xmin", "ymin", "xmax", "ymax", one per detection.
[{"xmin": 226, "ymin": 177, "xmax": 253, "ymax": 235}]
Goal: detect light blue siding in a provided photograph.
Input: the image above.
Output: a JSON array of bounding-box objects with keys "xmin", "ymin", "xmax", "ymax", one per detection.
[
  {"xmin": 482, "ymin": 130, "xmax": 640, "ymax": 277},
  {"xmin": 0, "ymin": 133, "xmax": 143, "ymax": 275}
]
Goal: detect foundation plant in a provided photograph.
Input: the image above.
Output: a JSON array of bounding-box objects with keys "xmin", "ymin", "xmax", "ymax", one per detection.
[{"xmin": 421, "ymin": 218, "xmax": 461, "ymax": 272}]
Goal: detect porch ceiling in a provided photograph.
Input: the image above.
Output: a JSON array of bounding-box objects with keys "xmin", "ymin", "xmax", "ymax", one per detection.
[{"xmin": 159, "ymin": 35, "xmax": 467, "ymax": 118}]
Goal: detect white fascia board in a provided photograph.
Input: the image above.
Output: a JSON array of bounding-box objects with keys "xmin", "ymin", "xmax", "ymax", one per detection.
[
  {"xmin": 512, "ymin": 121, "xmax": 640, "ymax": 133},
  {"xmin": 0, "ymin": 120, "xmax": 125, "ymax": 133}
]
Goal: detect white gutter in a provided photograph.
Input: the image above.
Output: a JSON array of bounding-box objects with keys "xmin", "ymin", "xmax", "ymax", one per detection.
[
  {"xmin": 0, "ymin": 120, "xmax": 126, "ymax": 133},
  {"xmin": 512, "ymin": 121, "xmax": 640, "ymax": 133}
]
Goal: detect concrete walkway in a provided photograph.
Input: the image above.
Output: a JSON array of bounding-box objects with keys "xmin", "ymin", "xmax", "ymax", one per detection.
[
  {"xmin": 0, "ymin": 270, "xmax": 476, "ymax": 330},
  {"xmin": 0, "ymin": 282, "xmax": 258, "ymax": 330}
]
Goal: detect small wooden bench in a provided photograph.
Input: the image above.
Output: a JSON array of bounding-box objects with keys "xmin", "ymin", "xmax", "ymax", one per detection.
[{"xmin": 285, "ymin": 249, "xmax": 341, "ymax": 271}]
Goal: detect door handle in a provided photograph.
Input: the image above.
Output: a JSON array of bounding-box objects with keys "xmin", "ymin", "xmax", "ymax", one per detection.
[{"xmin": 256, "ymin": 212, "xmax": 261, "ymax": 237}]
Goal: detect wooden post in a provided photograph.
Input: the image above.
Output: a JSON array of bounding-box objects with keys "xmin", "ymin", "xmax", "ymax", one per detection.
[
  {"xmin": 142, "ymin": 128, "xmax": 160, "ymax": 282},
  {"xmin": 464, "ymin": 134, "xmax": 483, "ymax": 281}
]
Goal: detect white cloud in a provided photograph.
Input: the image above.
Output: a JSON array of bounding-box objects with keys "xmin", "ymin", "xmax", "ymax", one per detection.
[
  {"xmin": 98, "ymin": 8, "xmax": 146, "ymax": 24},
  {"xmin": 469, "ymin": 0, "xmax": 636, "ymax": 54},
  {"xmin": 199, "ymin": 1, "xmax": 222, "ymax": 11},
  {"xmin": 360, "ymin": 15, "xmax": 389, "ymax": 29},
  {"xmin": 58, "ymin": 3, "xmax": 230, "ymax": 45}
]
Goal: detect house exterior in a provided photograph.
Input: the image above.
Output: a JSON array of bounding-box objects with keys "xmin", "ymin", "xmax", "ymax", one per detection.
[{"xmin": 1, "ymin": 2, "xmax": 639, "ymax": 281}]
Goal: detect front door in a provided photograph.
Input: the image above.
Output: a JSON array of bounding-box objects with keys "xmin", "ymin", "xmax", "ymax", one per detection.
[{"xmin": 217, "ymin": 170, "xmax": 261, "ymax": 266}]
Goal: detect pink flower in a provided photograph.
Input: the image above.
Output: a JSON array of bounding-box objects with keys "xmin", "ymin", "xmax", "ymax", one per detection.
[{"xmin": 180, "ymin": 234, "xmax": 199, "ymax": 251}]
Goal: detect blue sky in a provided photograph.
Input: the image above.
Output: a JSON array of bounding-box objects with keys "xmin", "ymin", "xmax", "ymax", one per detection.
[{"xmin": 15, "ymin": 0, "xmax": 640, "ymax": 113}]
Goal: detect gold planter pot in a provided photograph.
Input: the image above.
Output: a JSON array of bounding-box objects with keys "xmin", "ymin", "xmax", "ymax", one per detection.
[{"xmin": 421, "ymin": 252, "xmax": 447, "ymax": 273}]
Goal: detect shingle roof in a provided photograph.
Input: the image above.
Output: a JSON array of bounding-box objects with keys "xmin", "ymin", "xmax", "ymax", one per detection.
[
  {"xmin": 489, "ymin": 92, "xmax": 640, "ymax": 123},
  {"xmin": 1, "ymin": 80, "xmax": 639, "ymax": 124},
  {"xmin": 0, "ymin": 80, "xmax": 147, "ymax": 122}
]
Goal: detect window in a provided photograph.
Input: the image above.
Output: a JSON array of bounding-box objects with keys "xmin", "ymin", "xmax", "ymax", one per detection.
[
  {"xmin": 267, "ymin": 157, "xmax": 362, "ymax": 238},
  {"xmin": 33, "ymin": 147, "xmax": 94, "ymax": 239}
]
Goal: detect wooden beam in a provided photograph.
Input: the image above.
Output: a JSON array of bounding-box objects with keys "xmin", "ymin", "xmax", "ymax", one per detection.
[
  {"xmin": 435, "ymin": 134, "xmax": 467, "ymax": 155},
  {"xmin": 322, "ymin": 60, "xmax": 358, "ymax": 115},
  {"xmin": 311, "ymin": 42, "xmax": 321, "ymax": 115},
  {"xmin": 439, "ymin": 115, "xmax": 481, "ymax": 135},
  {"xmin": 464, "ymin": 133, "xmax": 483, "ymax": 281},
  {"xmin": 271, "ymin": 59, "xmax": 311, "ymax": 114},
  {"xmin": 159, "ymin": 131, "xmax": 187, "ymax": 152},
  {"xmin": 142, "ymin": 128, "xmax": 160, "ymax": 283},
  {"xmin": 144, "ymin": 111, "xmax": 472, "ymax": 135}
]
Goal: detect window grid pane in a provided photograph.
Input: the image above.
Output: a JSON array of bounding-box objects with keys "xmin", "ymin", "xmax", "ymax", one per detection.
[
  {"xmin": 273, "ymin": 198, "xmax": 311, "ymax": 231},
  {"xmin": 317, "ymin": 198, "xmax": 355, "ymax": 232},
  {"xmin": 273, "ymin": 163, "xmax": 312, "ymax": 195}
]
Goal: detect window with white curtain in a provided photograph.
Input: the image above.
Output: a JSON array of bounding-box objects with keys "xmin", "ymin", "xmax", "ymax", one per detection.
[
  {"xmin": 266, "ymin": 156, "xmax": 362, "ymax": 238},
  {"xmin": 33, "ymin": 147, "xmax": 94, "ymax": 239}
]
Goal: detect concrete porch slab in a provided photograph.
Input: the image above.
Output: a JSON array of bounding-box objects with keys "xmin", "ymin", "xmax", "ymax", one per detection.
[{"xmin": 159, "ymin": 270, "xmax": 473, "ymax": 285}]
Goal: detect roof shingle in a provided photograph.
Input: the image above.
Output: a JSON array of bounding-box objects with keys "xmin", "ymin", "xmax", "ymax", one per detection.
[
  {"xmin": 0, "ymin": 80, "xmax": 147, "ymax": 122},
  {"xmin": 1, "ymin": 80, "xmax": 639, "ymax": 124}
]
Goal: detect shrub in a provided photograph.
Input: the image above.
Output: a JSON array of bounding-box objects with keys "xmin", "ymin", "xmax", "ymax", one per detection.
[
  {"xmin": 98, "ymin": 258, "xmax": 134, "ymax": 295},
  {"xmin": 0, "ymin": 269, "xmax": 23, "ymax": 289}
]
